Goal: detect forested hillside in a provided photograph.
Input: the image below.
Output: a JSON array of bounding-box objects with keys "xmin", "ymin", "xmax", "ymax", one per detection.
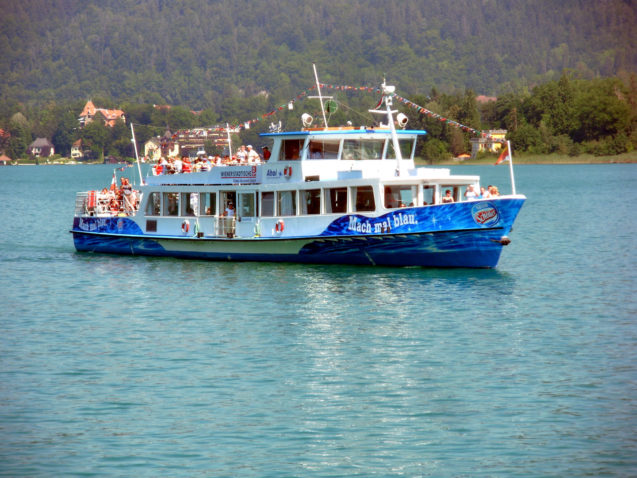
[
  {"xmin": 2, "ymin": 0, "xmax": 636, "ymax": 109},
  {"xmin": 1, "ymin": 0, "xmax": 636, "ymax": 161}
]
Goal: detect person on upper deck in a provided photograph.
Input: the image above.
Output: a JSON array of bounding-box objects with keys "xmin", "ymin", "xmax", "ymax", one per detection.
[
  {"xmin": 236, "ymin": 145, "xmax": 247, "ymax": 164},
  {"xmin": 442, "ymin": 189, "xmax": 454, "ymax": 203},
  {"xmin": 262, "ymin": 146, "xmax": 271, "ymax": 162},
  {"xmin": 246, "ymin": 145, "xmax": 260, "ymax": 164}
]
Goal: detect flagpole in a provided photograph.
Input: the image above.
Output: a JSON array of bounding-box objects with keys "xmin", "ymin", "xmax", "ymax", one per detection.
[
  {"xmin": 507, "ymin": 140, "xmax": 517, "ymax": 195},
  {"xmin": 130, "ymin": 123, "xmax": 144, "ymax": 185}
]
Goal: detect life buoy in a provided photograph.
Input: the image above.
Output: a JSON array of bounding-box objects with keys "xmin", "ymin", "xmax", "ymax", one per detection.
[
  {"xmin": 284, "ymin": 166, "xmax": 292, "ymax": 177},
  {"xmin": 275, "ymin": 219, "xmax": 285, "ymax": 233},
  {"xmin": 181, "ymin": 220, "xmax": 190, "ymax": 234}
]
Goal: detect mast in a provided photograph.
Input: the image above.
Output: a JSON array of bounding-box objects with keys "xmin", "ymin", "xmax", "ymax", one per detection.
[
  {"xmin": 130, "ymin": 123, "xmax": 144, "ymax": 185},
  {"xmin": 312, "ymin": 64, "xmax": 329, "ymax": 130},
  {"xmin": 369, "ymin": 80, "xmax": 403, "ymax": 176}
]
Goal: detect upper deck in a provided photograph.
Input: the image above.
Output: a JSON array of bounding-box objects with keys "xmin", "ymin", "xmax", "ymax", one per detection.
[{"xmin": 144, "ymin": 127, "xmax": 429, "ymax": 187}]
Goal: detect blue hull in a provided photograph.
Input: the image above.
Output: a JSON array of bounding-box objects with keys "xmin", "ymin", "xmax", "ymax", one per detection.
[
  {"xmin": 71, "ymin": 198, "xmax": 524, "ymax": 268},
  {"xmin": 72, "ymin": 228, "xmax": 507, "ymax": 268}
]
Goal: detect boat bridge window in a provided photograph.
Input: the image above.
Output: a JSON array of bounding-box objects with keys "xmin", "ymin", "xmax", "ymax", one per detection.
[
  {"xmin": 163, "ymin": 192, "xmax": 179, "ymax": 216},
  {"xmin": 239, "ymin": 192, "xmax": 256, "ymax": 218},
  {"xmin": 307, "ymin": 139, "xmax": 340, "ymax": 159},
  {"xmin": 301, "ymin": 189, "xmax": 321, "ymax": 215},
  {"xmin": 342, "ymin": 139, "xmax": 384, "ymax": 160},
  {"xmin": 384, "ymin": 185, "xmax": 416, "ymax": 208},
  {"xmin": 277, "ymin": 190, "xmax": 297, "ymax": 216},
  {"xmin": 145, "ymin": 192, "xmax": 161, "ymax": 216},
  {"xmin": 281, "ymin": 139, "xmax": 302, "ymax": 160},
  {"xmin": 261, "ymin": 192, "xmax": 275, "ymax": 217},
  {"xmin": 201, "ymin": 193, "xmax": 217, "ymax": 216},
  {"xmin": 387, "ymin": 138, "xmax": 415, "ymax": 160},
  {"xmin": 181, "ymin": 193, "xmax": 199, "ymax": 216},
  {"xmin": 422, "ymin": 185, "xmax": 435, "ymax": 205},
  {"xmin": 441, "ymin": 185, "xmax": 461, "ymax": 202},
  {"xmin": 325, "ymin": 187, "xmax": 348, "ymax": 213},
  {"xmin": 354, "ymin": 186, "xmax": 376, "ymax": 212}
]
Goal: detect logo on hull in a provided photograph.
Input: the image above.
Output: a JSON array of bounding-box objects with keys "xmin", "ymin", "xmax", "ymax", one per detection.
[{"xmin": 471, "ymin": 202, "xmax": 500, "ymax": 226}]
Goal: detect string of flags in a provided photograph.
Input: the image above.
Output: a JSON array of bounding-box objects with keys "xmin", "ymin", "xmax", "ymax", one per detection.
[{"xmin": 164, "ymin": 83, "xmax": 498, "ymax": 141}]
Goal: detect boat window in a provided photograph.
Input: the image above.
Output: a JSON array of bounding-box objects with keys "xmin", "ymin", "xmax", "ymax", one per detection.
[
  {"xmin": 277, "ymin": 190, "xmax": 297, "ymax": 216},
  {"xmin": 239, "ymin": 192, "xmax": 255, "ymax": 218},
  {"xmin": 384, "ymin": 185, "xmax": 416, "ymax": 208},
  {"xmin": 354, "ymin": 186, "xmax": 376, "ymax": 212},
  {"xmin": 281, "ymin": 139, "xmax": 302, "ymax": 160},
  {"xmin": 386, "ymin": 138, "xmax": 415, "ymax": 160},
  {"xmin": 261, "ymin": 191, "xmax": 274, "ymax": 217},
  {"xmin": 342, "ymin": 139, "xmax": 384, "ymax": 160},
  {"xmin": 145, "ymin": 192, "xmax": 161, "ymax": 216},
  {"xmin": 300, "ymin": 189, "xmax": 321, "ymax": 215},
  {"xmin": 422, "ymin": 185, "xmax": 435, "ymax": 205},
  {"xmin": 163, "ymin": 192, "xmax": 179, "ymax": 216},
  {"xmin": 441, "ymin": 186, "xmax": 461, "ymax": 203},
  {"xmin": 307, "ymin": 139, "xmax": 340, "ymax": 159},
  {"xmin": 181, "ymin": 193, "xmax": 199, "ymax": 216},
  {"xmin": 325, "ymin": 187, "xmax": 348, "ymax": 213},
  {"xmin": 201, "ymin": 192, "xmax": 217, "ymax": 216}
]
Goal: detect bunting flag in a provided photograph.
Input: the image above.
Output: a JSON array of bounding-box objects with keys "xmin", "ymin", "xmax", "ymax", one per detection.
[
  {"xmin": 139, "ymin": 83, "xmax": 493, "ymax": 140},
  {"xmin": 495, "ymin": 145, "xmax": 510, "ymax": 165}
]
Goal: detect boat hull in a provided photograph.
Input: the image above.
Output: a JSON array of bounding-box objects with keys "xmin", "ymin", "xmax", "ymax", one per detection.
[
  {"xmin": 71, "ymin": 198, "xmax": 524, "ymax": 268},
  {"xmin": 72, "ymin": 227, "xmax": 509, "ymax": 268}
]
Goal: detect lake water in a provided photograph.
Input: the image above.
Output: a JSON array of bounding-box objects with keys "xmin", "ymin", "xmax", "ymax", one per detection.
[{"xmin": 1, "ymin": 163, "xmax": 636, "ymax": 477}]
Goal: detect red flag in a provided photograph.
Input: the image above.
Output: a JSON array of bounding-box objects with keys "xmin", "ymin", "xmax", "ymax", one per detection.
[{"xmin": 495, "ymin": 145, "xmax": 509, "ymax": 165}]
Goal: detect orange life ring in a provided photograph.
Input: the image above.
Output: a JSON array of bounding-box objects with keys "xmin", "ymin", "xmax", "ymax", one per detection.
[
  {"xmin": 275, "ymin": 219, "xmax": 285, "ymax": 232},
  {"xmin": 181, "ymin": 220, "xmax": 190, "ymax": 234},
  {"xmin": 284, "ymin": 166, "xmax": 292, "ymax": 177}
]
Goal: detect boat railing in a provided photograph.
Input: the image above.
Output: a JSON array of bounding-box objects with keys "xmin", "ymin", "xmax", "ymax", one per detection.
[
  {"xmin": 74, "ymin": 191, "xmax": 139, "ymax": 217},
  {"xmin": 216, "ymin": 216, "xmax": 236, "ymax": 238}
]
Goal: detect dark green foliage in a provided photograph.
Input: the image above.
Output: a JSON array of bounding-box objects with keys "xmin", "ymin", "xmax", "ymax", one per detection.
[{"xmin": 0, "ymin": 0, "xmax": 635, "ymax": 159}]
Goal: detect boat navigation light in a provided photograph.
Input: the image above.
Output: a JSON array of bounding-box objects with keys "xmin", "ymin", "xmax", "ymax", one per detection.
[
  {"xmin": 396, "ymin": 113, "xmax": 408, "ymax": 128},
  {"xmin": 302, "ymin": 113, "xmax": 313, "ymax": 127}
]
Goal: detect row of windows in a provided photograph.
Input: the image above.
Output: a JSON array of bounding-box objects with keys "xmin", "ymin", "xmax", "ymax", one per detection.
[
  {"xmin": 281, "ymin": 137, "xmax": 415, "ymax": 161},
  {"xmin": 145, "ymin": 184, "xmax": 456, "ymax": 218}
]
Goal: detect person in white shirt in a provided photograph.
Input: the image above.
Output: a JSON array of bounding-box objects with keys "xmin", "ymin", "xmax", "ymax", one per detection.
[{"xmin": 246, "ymin": 145, "xmax": 260, "ymax": 164}]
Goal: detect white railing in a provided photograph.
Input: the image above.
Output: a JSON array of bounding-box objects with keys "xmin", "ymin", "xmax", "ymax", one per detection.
[{"xmin": 74, "ymin": 191, "xmax": 139, "ymax": 217}]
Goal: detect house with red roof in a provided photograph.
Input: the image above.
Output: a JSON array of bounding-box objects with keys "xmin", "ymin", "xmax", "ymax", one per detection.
[{"xmin": 79, "ymin": 100, "xmax": 126, "ymax": 127}]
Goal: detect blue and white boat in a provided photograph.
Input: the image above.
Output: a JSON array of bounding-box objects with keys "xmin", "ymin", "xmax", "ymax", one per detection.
[{"xmin": 71, "ymin": 80, "xmax": 525, "ymax": 267}]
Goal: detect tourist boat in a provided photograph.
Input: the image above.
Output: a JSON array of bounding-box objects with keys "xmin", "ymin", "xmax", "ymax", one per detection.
[{"xmin": 70, "ymin": 80, "xmax": 525, "ymax": 268}]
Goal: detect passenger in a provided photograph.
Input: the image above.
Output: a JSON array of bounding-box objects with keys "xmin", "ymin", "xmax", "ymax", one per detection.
[
  {"xmin": 483, "ymin": 185, "xmax": 492, "ymax": 199},
  {"xmin": 490, "ymin": 186, "xmax": 500, "ymax": 197},
  {"xmin": 246, "ymin": 145, "xmax": 260, "ymax": 164},
  {"xmin": 192, "ymin": 158, "xmax": 202, "ymax": 173},
  {"xmin": 223, "ymin": 201, "xmax": 235, "ymax": 217},
  {"xmin": 173, "ymin": 156, "xmax": 184, "ymax": 173},
  {"xmin": 120, "ymin": 177, "xmax": 135, "ymax": 213},
  {"xmin": 182, "ymin": 157, "xmax": 192, "ymax": 173},
  {"xmin": 464, "ymin": 184, "xmax": 478, "ymax": 200},
  {"xmin": 262, "ymin": 146, "xmax": 271, "ymax": 162},
  {"xmin": 109, "ymin": 197, "xmax": 120, "ymax": 214},
  {"xmin": 479, "ymin": 187, "xmax": 487, "ymax": 199},
  {"xmin": 165, "ymin": 157, "xmax": 175, "ymax": 174},
  {"xmin": 236, "ymin": 145, "xmax": 247, "ymax": 164},
  {"xmin": 442, "ymin": 189, "xmax": 454, "ymax": 203}
]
